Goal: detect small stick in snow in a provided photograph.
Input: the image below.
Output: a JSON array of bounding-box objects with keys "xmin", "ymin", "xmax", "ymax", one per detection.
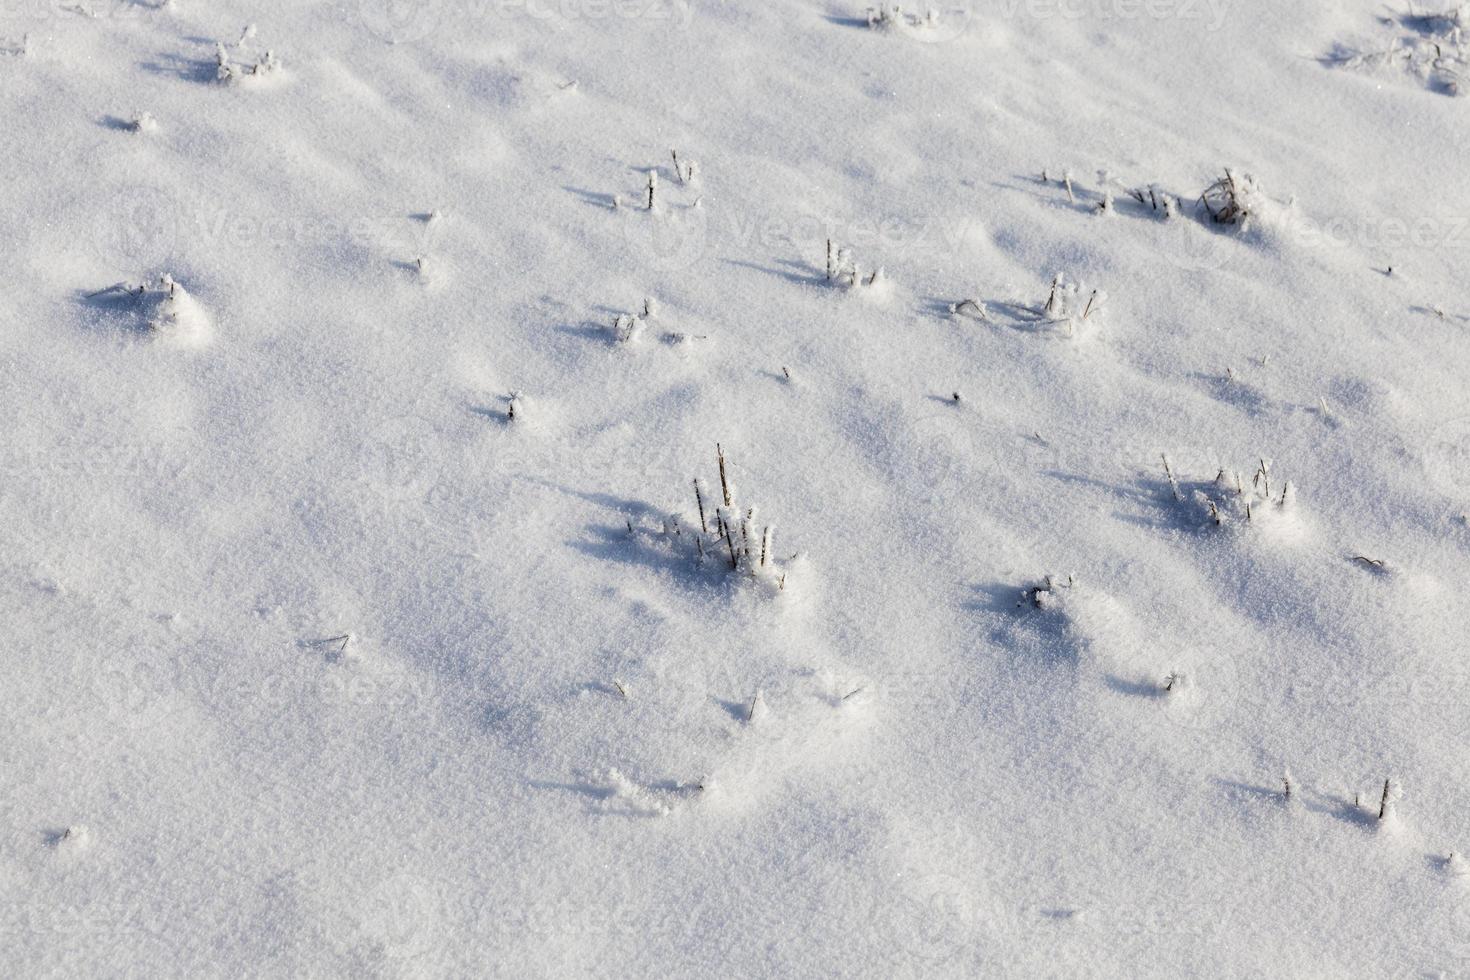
[
  {"xmin": 1283, "ymin": 772, "xmax": 1292, "ymax": 800},
  {"xmin": 613, "ymin": 680, "xmax": 628, "ymax": 699},
  {"xmin": 693, "ymin": 479, "xmax": 709, "ymax": 534},
  {"xmin": 1353, "ymin": 555, "xmax": 1385, "ymax": 568},
  {"xmin": 760, "ymin": 525, "xmax": 772, "ymax": 567},
  {"xmin": 746, "ymin": 691, "xmax": 761, "ymax": 722},
  {"xmin": 1161, "ymin": 454, "xmax": 1182, "ymax": 502},
  {"xmin": 646, "ymin": 170, "xmax": 657, "ymax": 211},
  {"xmin": 781, "ymin": 366, "xmax": 791, "ymax": 381},
  {"xmin": 1044, "ymin": 274, "xmax": 1063, "ymax": 317},
  {"xmin": 1063, "ymin": 170, "xmax": 1075, "ymax": 203},
  {"xmin": 1081, "ymin": 290, "xmax": 1100, "ymax": 321},
  {"xmin": 720, "ymin": 514, "xmax": 739, "ymax": 569},
  {"xmin": 949, "ymin": 298, "xmax": 989, "ymax": 320},
  {"xmin": 825, "ymin": 239, "xmax": 835, "ymax": 281},
  {"xmin": 1378, "ymin": 779, "xmax": 1392, "ymax": 820},
  {"xmin": 306, "ymin": 634, "xmax": 351, "ymax": 658},
  {"xmin": 716, "ymin": 444, "xmax": 733, "ymax": 507}
]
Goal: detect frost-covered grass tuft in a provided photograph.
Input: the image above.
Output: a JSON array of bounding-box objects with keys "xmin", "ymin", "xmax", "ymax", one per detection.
[
  {"xmin": 1025, "ymin": 272, "xmax": 1107, "ymax": 337},
  {"xmin": 1327, "ymin": 6, "xmax": 1467, "ymax": 96},
  {"xmin": 50, "ymin": 825, "xmax": 91, "ymax": 853},
  {"xmin": 1162, "ymin": 456, "xmax": 1304, "ymax": 536},
  {"xmin": 823, "ymin": 238, "xmax": 890, "ymax": 298},
  {"xmin": 865, "ymin": 5, "xmax": 950, "ymax": 35},
  {"xmin": 216, "ymin": 27, "xmax": 281, "ymax": 87},
  {"xmin": 88, "ymin": 275, "xmax": 213, "ymax": 348},
  {"xmin": 1018, "ymin": 573, "xmax": 1075, "ymax": 610},
  {"xmin": 1199, "ymin": 169, "xmax": 1267, "ymax": 227},
  {"xmin": 632, "ymin": 444, "xmax": 790, "ymax": 591}
]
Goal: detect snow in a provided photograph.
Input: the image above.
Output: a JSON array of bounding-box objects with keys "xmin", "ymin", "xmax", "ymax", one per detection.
[{"xmin": 3, "ymin": 0, "xmax": 1469, "ymax": 976}]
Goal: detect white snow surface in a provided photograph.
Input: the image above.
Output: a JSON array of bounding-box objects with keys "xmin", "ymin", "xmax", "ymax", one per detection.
[{"xmin": 3, "ymin": 0, "xmax": 1470, "ymax": 976}]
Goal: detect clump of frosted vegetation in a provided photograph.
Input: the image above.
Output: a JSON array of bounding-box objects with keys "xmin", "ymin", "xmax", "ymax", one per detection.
[
  {"xmin": 1198, "ymin": 170, "xmax": 1269, "ymax": 228},
  {"xmin": 140, "ymin": 275, "xmax": 212, "ymax": 347},
  {"xmin": 216, "ymin": 25, "xmax": 280, "ymax": 85},
  {"xmin": 1329, "ymin": 5, "xmax": 1466, "ymax": 96},
  {"xmin": 609, "ymin": 297, "xmax": 660, "ymax": 344},
  {"xmin": 823, "ymin": 238, "xmax": 890, "ymax": 297},
  {"xmin": 640, "ymin": 445, "xmax": 790, "ymax": 591},
  {"xmin": 1162, "ymin": 456, "xmax": 1302, "ymax": 535},
  {"xmin": 1018, "ymin": 573, "xmax": 1075, "ymax": 610},
  {"xmin": 1036, "ymin": 272, "xmax": 1106, "ymax": 333},
  {"xmin": 946, "ymin": 272, "xmax": 1105, "ymax": 335},
  {"xmin": 91, "ymin": 275, "xmax": 213, "ymax": 348},
  {"xmin": 865, "ymin": 5, "xmax": 948, "ymax": 35}
]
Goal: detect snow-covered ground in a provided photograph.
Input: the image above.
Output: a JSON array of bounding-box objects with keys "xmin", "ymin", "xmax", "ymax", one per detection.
[{"xmin": 3, "ymin": 0, "xmax": 1469, "ymax": 975}]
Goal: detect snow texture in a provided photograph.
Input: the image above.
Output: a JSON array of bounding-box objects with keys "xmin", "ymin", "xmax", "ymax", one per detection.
[{"xmin": 3, "ymin": 0, "xmax": 1470, "ymax": 976}]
